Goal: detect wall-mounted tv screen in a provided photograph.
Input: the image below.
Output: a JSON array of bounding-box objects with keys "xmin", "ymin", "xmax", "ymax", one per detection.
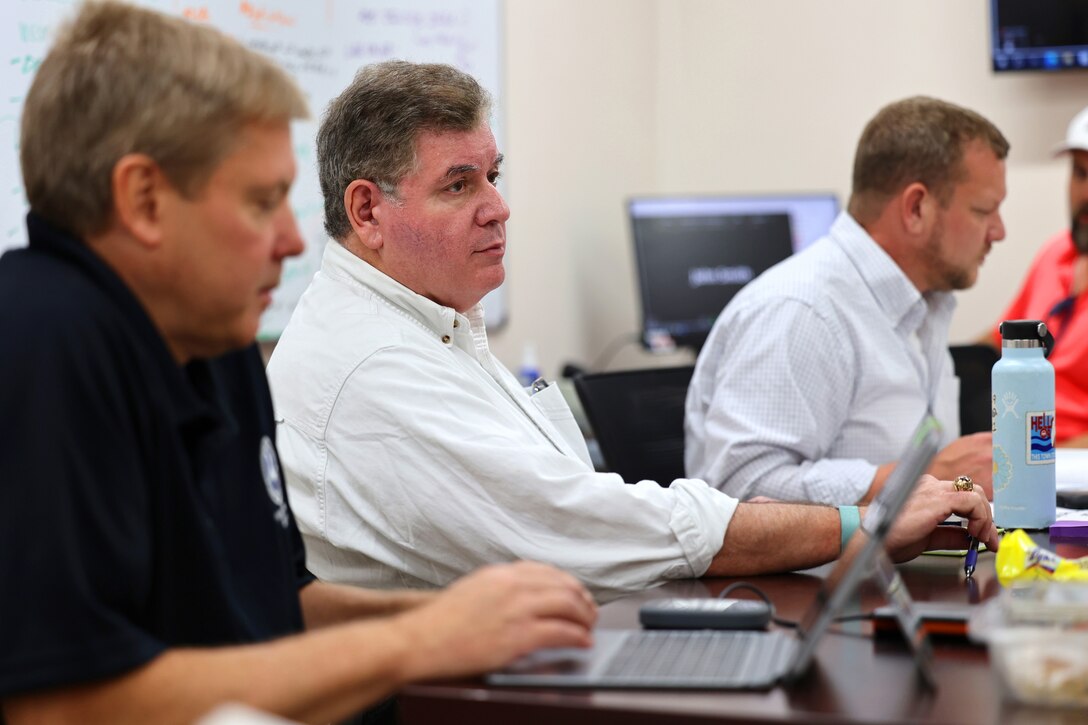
[{"xmin": 991, "ymin": 0, "xmax": 1088, "ymax": 72}]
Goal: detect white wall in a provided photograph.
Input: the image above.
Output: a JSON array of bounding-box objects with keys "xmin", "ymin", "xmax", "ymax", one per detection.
[
  {"xmin": 497, "ymin": 0, "xmax": 669, "ymax": 375},
  {"xmin": 493, "ymin": 0, "xmax": 1088, "ymax": 377}
]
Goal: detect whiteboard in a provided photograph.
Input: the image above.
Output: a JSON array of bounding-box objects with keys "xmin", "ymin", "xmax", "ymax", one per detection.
[{"xmin": 0, "ymin": 0, "xmax": 506, "ymax": 337}]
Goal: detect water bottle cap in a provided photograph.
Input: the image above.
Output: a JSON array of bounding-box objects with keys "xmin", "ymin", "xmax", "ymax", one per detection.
[{"xmin": 999, "ymin": 319, "xmax": 1048, "ymax": 341}]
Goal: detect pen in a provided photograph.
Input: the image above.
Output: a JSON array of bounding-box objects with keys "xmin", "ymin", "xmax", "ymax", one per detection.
[{"xmin": 964, "ymin": 536, "xmax": 979, "ymax": 578}]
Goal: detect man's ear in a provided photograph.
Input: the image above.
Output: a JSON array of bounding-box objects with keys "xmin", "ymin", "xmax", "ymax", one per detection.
[
  {"xmin": 898, "ymin": 182, "xmax": 933, "ymax": 237},
  {"xmin": 344, "ymin": 179, "xmax": 386, "ymax": 252},
  {"xmin": 111, "ymin": 153, "xmax": 169, "ymax": 249}
]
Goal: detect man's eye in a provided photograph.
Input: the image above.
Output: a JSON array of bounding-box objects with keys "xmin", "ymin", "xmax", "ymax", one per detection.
[
  {"xmin": 448, "ymin": 180, "xmax": 466, "ymax": 193},
  {"xmin": 488, "ymin": 171, "xmax": 502, "ymax": 186}
]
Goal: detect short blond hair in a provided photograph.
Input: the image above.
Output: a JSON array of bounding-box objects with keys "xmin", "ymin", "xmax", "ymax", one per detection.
[{"xmin": 20, "ymin": 1, "xmax": 308, "ymax": 237}]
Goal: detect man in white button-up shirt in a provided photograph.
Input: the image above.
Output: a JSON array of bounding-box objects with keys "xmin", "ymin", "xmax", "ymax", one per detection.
[
  {"xmin": 687, "ymin": 97, "xmax": 1006, "ymax": 507},
  {"xmin": 268, "ymin": 63, "xmax": 998, "ymax": 601}
]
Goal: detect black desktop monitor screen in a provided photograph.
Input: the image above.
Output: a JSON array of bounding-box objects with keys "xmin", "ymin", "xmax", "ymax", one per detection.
[
  {"xmin": 991, "ymin": 0, "xmax": 1088, "ymax": 71},
  {"xmin": 629, "ymin": 194, "xmax": 838, "ymax": 352}
]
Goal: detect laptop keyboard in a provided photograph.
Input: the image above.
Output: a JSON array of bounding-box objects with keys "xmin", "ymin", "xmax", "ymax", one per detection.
[{"xmin": 602, "ymin": 630, "xmax": 788, "ymax": 685}]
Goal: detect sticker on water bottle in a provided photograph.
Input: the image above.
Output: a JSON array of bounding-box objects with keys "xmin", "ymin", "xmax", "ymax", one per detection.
[
  {"xmin": 1026, "ymin": 410, "xmax": 1056, "ymax": 465},
  {"xmin": 991, "ymin": 393, "xmax": 997, "ymax": 432}
]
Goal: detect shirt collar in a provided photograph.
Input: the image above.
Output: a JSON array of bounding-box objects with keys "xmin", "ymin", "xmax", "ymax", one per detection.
[
  {"xmin": 320, "ymin": 239, "xmax": 481, "ymax": 346},
  {"xmin": 831, "ymin": 211, "xmax": 954, "ymax": 335}
]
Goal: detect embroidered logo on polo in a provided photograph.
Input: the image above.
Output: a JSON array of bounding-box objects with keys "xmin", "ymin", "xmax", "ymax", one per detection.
[{"xmin": 260, "ymin": 435, "xmax": 290, "ymax": 528}]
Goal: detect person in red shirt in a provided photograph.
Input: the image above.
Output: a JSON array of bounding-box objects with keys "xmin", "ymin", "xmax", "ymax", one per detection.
[{"xmin": 994, "ymin": 106, "xmax": 1088, "ymax": 446}]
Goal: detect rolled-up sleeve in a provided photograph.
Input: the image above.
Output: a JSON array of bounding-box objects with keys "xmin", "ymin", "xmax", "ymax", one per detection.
[{"xmin": 282, "ymin": 343, "xmax": 738, "ymax": 602}]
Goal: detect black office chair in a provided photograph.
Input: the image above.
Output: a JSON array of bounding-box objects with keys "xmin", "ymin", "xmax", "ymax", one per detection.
[
  {"xmin": 573, "ymin": 366, "xmax": 695, "ymax": 485},
  {"xmin": 949, "ymin": 344, "xmax": 999, "ymax": 435}
]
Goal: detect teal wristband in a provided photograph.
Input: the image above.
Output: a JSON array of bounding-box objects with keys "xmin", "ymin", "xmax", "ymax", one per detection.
[{"xmin": 837, "ymin": 505, "xmax": 861, "ymax": 553}]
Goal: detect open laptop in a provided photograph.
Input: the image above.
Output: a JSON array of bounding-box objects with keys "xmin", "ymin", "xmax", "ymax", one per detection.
[{"xmin": 487, "ymin": 414, "xmax": 943, "ymax": 690}]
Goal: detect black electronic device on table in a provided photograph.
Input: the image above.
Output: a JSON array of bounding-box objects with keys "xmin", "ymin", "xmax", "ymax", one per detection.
[{"xmin": 639, "ymin": 597, "xmax": 773, "ymax": 630}]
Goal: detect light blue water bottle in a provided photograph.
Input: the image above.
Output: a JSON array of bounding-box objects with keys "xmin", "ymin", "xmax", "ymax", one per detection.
[{"xmin": 992, "ymin": 320, "xmax": 1056, "ymax": 529}]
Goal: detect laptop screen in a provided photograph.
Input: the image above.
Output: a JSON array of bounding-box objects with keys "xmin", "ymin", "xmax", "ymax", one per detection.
[{"xmin": 787, "ymin": 414, "xmax": 943, "ymax": 685}]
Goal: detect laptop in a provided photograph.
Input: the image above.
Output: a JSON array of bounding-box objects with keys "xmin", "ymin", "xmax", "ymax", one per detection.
[{"xmin": 486, "ymin": 414, "xmax": 943, "ymax": 690}]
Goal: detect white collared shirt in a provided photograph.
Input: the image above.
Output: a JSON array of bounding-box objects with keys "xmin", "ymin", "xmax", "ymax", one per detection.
[
  {"xmin": 685, "ymin": 212, "xmax": 960, "ymax": 504},
  {"xmin": 268, "ymin": 241, "xmax": 739, "ymax": 600}
]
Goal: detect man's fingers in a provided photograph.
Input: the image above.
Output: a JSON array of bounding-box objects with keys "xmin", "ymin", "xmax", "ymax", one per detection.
[
  {"xmin": 971, "ymin": 521, "xmax": 1000, "ymax": 552},
  {"xmin": 466, "ymin": 562, "xmax": 598, "ymax": 629},
  {"xmin": 946, "ymin": 490, "xmax": 992, "ymax": 523},
  {"xmin": 521, "ymin": 587, "xmax": 598, "ymax": 629},
  {"xmin": 515, "ymin": 620, "xmax": 594, "ymax": 656},
  {"xmin": 925, "ymin": 526, "xmax": 971, "ymax": 552},
  {"xmin": 938, "ymin": 489, "xmax": 1000, "ymax": 552},
  {"xmin": 505, "ymin": 561, "xmax": 595, "ymax": 597}
]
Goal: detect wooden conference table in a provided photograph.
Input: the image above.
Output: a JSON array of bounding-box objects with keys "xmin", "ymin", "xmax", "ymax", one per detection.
[{"xmin": 398, "ymin": 541, "xmax": 1088, "ymax": 725}]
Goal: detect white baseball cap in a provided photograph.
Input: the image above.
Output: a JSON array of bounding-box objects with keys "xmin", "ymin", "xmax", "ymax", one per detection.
[{"xmin": 1054, "ymin": 105, "xmax": 1088, "ymax": 155}]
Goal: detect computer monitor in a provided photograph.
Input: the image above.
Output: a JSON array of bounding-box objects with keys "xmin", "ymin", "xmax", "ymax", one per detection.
[
  {"xmin": 628, "ymin": 193, "xmax": 839, "ymax": 352},
  {"xmin": 990, "ymin": 0, "xmax": 1088, "ymax": 72}
]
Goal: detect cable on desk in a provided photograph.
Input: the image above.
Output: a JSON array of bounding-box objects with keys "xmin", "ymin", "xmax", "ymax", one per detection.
[
  {"xmin": 716, "ymin": 582, "xmax": 792, "ymax": 628},
  {"xmin": 716, "ymin": 581, "xmax": 877, "ymax": 629},
  {"xmin": 589, "ymin": 331, "xmax": 642, "ymax": 372},
  {"xmin": 717, "ymin": 581, "xmax": 772, "ymax": 604}
]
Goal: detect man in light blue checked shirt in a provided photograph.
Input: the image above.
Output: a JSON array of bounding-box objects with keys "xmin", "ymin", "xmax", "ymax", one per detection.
[{"xmin": 686, "ymin": 97, "xmax": 1006, "ymax": 506}]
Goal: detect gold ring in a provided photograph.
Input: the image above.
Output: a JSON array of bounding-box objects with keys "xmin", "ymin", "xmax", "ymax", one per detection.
[{"xmin": 953, "ymin": 475, "xmax": 974, "ymax": 492}]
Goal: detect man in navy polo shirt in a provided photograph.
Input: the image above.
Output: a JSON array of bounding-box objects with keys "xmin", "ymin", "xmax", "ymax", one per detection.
[{"xmin": 0, "ymin": 3, "xmax": 595, "ymax": 724}]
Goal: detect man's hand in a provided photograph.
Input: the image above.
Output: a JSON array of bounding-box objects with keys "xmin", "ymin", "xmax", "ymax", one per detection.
[
  {"xmin": 2, "ymin": 564, "xmax": 593, "ymax": 725},
  {"xmin": 884, "ymin": 474, "xmax": 999, "ymax": 562},
  {"xmin": 929, "ymin": 432, "xmax": 993, "ymax": 499},
  {"xmin": 390, "ymin": 561, "xmax": 597, "ymax": 681}
]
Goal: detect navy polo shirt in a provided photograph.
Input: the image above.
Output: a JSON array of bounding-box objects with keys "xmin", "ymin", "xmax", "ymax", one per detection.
[{"xmin": 0, "ymin": 214, "xmax": 314, "ymax": 698}]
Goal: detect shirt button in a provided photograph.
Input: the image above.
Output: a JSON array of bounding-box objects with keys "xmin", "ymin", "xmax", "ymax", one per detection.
[
  {"xmin": 453, "ymin": 319, "xmax": 460, "ymax": 328},
  {"xmin": 441, "ymin": 335, "xmax": 451, "ymax": 344}
]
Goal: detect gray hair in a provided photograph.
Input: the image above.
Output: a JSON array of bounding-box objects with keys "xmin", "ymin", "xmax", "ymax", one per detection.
[
  {"xmin": 317, "ymin": 60, "xmax": 491, "ymax": 241},
  {"xmin": 20, "ymin": 0, "xmax": 308, "ymax": 237},
  {"xmin": 847, "ymin": 96, "xmax": 1009, "ymax": 224}
]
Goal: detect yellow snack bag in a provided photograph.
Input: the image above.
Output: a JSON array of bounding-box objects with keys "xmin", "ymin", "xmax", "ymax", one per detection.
[{"xmin": 996, "ymin": 529, "xmax": 1088, "ymax": 586}]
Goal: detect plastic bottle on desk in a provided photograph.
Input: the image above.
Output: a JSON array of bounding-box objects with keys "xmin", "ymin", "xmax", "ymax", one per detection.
[
  {"xmin": 992, "ymin": 319, "xmax": 1056, "ymax": 529},
  {"xmin": 517, "ymin": 342, "xmax": 541, "ymax": 388}
]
